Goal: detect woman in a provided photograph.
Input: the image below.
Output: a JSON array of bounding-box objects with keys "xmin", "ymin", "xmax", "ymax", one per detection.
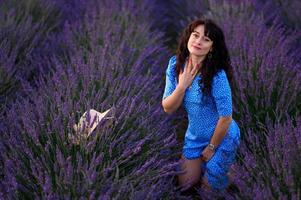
[{"xmin": 162, "ymin": 19, "xmax": 240, "ymax": 192}]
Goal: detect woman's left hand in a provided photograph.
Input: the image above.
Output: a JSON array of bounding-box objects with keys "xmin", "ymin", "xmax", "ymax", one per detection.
[{"xmin": 200, "ymin": 146, "xmax": 215, "ymax": 162}]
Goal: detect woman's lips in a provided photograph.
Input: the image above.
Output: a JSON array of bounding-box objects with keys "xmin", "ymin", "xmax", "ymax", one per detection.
[{"xmin": 192, "ymin": 45, "xmax": 202, "ymax": 50}]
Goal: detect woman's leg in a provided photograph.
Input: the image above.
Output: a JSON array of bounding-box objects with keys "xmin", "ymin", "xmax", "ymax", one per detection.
[
  {"xmin": 201, "ymin": 174, "xmax": 212, "ymax": 190},
  {"xmin": 203, "ymin": 147, "xmax": 238, "ymax": 191},
  {"xmin": 178, "ymin": 154, "xmax": 204, "ymax": 191}
]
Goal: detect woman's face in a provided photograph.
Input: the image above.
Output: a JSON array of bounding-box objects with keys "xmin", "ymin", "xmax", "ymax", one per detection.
[{"xmin": 187, "ymin": 25, "xmax": 213, "ymax": 57}]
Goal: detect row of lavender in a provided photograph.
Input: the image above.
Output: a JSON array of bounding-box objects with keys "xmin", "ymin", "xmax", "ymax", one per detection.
[
  {"xmin": 0, "ymin": 0, "xmax": 185, "ymax": 199},
  {"xmin": 1, "ymin": 0, "xmax": 301, "ymax": 199}
]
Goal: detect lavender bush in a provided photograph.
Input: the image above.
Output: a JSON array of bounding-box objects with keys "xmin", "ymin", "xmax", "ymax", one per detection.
[
  {"xmin": 250, "ymin": 0, "xmax": 301, "ymax": 65},
  {"xmin": 228, "ymin": 116, "xmax": 301, "ymax": 200},
  {"xmin": 52, "ymin": 0, "xmax": 86, "ymax": 24},
  {"xmin": 0, "ymin": 0, "xmax": 62, "ymax": 79},
  {"xmin": 0, "ymin": 0, "xmax": 91, "ymax": 114},
  {"xmin": 252, "ymin": 0, "xmax": 301, "ymax": 31},
  {"xmin": 1, "ymin": 1, "xmax": 186, "ymax": 199},
  {"xmin": 0, "ymin": 55, "xmax": 18, "ymax": 111},
  {"xmin": 0, "ymin": 0, "xmax": 69, "ymax": 113}
]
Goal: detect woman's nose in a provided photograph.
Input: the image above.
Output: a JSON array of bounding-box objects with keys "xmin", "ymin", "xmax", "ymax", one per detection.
[
  {"xmin": 195, "ymin": 37, "xmax": 203, "ymax": 44},
  {"xmin": 195, "ymin": 38, "xmax": 203, "ymax": 45}
]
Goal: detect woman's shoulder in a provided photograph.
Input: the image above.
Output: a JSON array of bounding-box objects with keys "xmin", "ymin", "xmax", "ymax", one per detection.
[
  {"xmin": 214, "ymin": 69, "xmax": 227, "ymax": 79},
  {"xmin": 166, "ymin": 55, "xmax": 177, "ymax": 73},
  {"xmin": 212, "ymin": 69, "xmax": 229, "ymax": 87},
  {"xmin": 168, "ymin": 55, "xmax": 177, "ymax": 66}
]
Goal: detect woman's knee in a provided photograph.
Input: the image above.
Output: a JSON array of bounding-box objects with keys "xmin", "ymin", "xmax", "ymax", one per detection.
[
  {"xmin": 177, "ymin": 157, "xmax": 202, "ymax": 188},
  {"xmin": 178, "ymin": 174, "xmax": 200, "ymax": 191}
]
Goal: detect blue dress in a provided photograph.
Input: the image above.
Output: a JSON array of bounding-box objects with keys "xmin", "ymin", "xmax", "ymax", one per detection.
[{"xmin": 162, "ymin": 55, "xmax": 240, "ymax": 191}]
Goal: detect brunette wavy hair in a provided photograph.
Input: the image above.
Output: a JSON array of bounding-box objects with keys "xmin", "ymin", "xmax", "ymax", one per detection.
[{"xmin": 176, "ymin": 18, "xmax": 233, "ymax": 100}]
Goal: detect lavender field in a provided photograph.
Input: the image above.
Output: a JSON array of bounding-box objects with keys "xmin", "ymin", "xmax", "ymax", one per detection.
[{"xmin": 0, "ymin": 0, "xmax": 300, "ymax": 199}]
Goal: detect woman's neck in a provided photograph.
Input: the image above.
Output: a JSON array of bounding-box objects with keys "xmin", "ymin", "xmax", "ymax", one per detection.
[{"xmin": 190, "ymin": 55, "xmax": 205, "ymax": 70}]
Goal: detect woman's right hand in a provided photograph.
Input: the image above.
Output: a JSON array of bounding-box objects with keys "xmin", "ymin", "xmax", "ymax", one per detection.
[{"xmin": 178, "ymin": 57, "xmax": 198, "ymax": 90}]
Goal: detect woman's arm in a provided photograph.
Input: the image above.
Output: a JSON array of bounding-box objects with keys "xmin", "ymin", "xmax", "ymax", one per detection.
[
  {"xmin": 209, "ymin": 115, "xmax": 232, "ymax": 146},
  {"xmin": 210, "ymin": 69, "xmax": 233, "ymax": 147},
  {"xmin": 201, "ymin": 70, "xmax": 233, "ymax": 161},
  {"xmin": 162, "ymin": 85, "xmax": 186, "ymax": 114},
  {"xmin": 201, "ymin": 115, "xmax": 232, "ymax": 162}
]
